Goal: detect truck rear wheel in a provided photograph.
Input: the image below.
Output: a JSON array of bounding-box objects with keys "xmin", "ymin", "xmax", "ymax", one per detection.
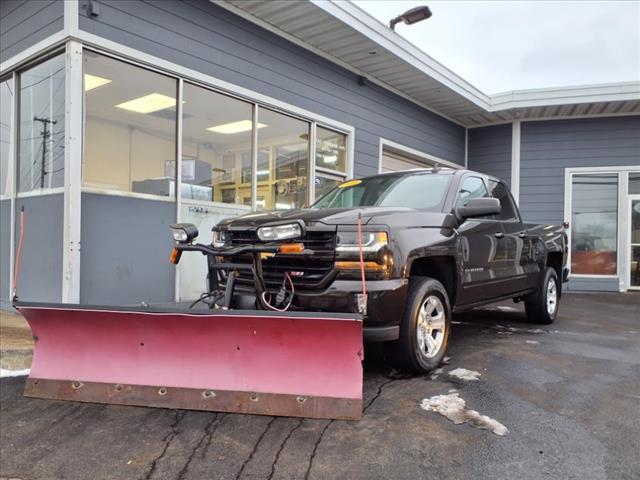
[
  {"xmin": 390, "ymin": 276, "xmax": 451, "ymax": 373},
  {"xmin": 525, "ymin": 267, "xmax": 559, "ymax": 324}
]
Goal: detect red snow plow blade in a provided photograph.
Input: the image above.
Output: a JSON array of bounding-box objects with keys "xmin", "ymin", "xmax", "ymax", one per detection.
[{"xmin": 17, "ymin": 303, "xmax": 364, "ymax": 420}]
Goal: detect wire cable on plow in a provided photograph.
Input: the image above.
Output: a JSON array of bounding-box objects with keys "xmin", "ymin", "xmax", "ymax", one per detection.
[
  {"xmin": 261, "ymin": 272, "xmax": 295, "ymax": 312},
  {"xmin": 189, "ymin": 291, "xmax": 225, "ymax": 309}
]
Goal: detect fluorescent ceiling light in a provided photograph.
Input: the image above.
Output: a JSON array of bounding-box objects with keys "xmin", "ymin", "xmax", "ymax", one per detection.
[
  {"xmin": 322, "ymin": 155, "xmax": 338, "ymax": 164},
  {"xmin": 84, "ymin": 74, "xmax": 111, "ymax": 91},
  {"xmin": 257, "ymin": 170, "xmax": 270, "ymax": 176},
  {"xmin": 206, "ymin": 120, "xmax": 266, "ymax": 134},
  {"xmin": 116, "ymin": 93, "xmax": 176, "ymax": 114}
]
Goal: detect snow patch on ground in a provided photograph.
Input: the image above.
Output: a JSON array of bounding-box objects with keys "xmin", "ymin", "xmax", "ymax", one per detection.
[
  {"xmin": 430, "ymin": 368, "xmax": 444, "ymax": 380},
  {"xmin": 442, "ymin": 356, "xmax": 451, "ymax": 365},
  {"xmin": 420, "ymin": 392, "xmax": 509, "ymax": 436},
  {"xmin": 448, "ymin": 368, "xmax": 481, "ymax": 381},
  {"xmin": 0, "ymin": 368, "xmax": 30, "ymax": 378},
  {"xmin": 525, "ymin": 340, "xmax": 540, "ymax": 345}
]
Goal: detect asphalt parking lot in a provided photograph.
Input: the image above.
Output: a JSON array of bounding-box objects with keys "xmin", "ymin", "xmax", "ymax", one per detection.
[{"xmin": 1, "ymin": 292, "xmax": 639, "ymax": 480}]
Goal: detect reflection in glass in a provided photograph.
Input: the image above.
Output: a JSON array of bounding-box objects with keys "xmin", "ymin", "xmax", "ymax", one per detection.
[
  {"xmin": 83, "ymin": 51, "xmax": 176, "ymax": 197},
  {"xmin": 456, "ymin": 177, "xmax": 488, "ymax": 207},
  {"xmin": 571, "ymin": 174, "xmax": 618, "ymax": 275},
  {"xmin": 258, "ymin": 109, "xmax": 309, "ymax": 210},
  {"xmin": 1, "ymin": 77, "xmax": 14, "ymax": 197},
  {"xmin": 180, "ymin": 82, "xmax": 256, "ymax": 204},
  {"xmin": 18, "ymin": 55, "xmax": 65, "ymax": 193},
  {"xmin": 241, "ymin": 149, "xmax": 269, "ymax": 185},
  {"xmin": 314, "ymin": 175, "xmax": 341, "ymax": 200},
  {"xmin": 316, "ymin": 126, "xmax": 347, "ymax": 172}
]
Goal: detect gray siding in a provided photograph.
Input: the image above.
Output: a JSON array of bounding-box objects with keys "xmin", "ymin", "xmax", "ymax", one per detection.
[
  {"xmin": 467, "ymin": 124, "xmax": 512, "ymax": 185},
  {"xmin": 566, "ymin": 277, "xmax": 620, "ymax": 292},
  {"xmin": 14, "ymin": 193, "xmax": 63, "ymax": 302},
  {"xmin": 520, "ymin": 115, "xmax": 640, "ymax": 292},
  {"xmin": 0, "ymin": 199, "xmax": 11, "ymax": 308},
  {"xmin": 80, "ymin": 193, "xmax": 175, "ymax": 305},
  {"xmin": 519, "ymin": 116, "xmax": 640, "ymax": 225},
  {"xmin": 0, "ymin": 0, "xmax": 64, "ymax": 63},
  {"xmin": 78, "ymin": 0, "xmax": 465, "ymax": 176}
]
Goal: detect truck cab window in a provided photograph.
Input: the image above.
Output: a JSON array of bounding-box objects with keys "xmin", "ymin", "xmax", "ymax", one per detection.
[
  {"xmin": 488, "ymin": 180, "xmax": 519, "ymax": 221},
  {"xmin": 456, "ymin": 176, "xmax": 489, "ymax": 208}
]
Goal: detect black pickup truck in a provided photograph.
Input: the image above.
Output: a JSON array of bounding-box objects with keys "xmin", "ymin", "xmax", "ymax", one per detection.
[{"xmin": 171, "ymin": 168, "xmax": 568, "ymax": 373}]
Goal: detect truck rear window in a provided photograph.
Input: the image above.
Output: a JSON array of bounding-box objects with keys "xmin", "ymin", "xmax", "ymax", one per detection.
[{"xmin": 313, "ymin": 174, "xmax": 451, "ymax": 210}]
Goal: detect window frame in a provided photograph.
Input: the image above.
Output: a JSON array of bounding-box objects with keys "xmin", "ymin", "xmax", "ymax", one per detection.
[
  {"xmin": 78, "ymin": 47, "xmax": 354, "ymax": 210},
  {"xmin": 564, "ymin": 168, "xmax": 631, "ymax": 280},
  {"xmin": 0, "ymin": 73, "xmax": 16, "ymax": 201},
  {"xmin": 15, "ymin": 53, "xmax": 68, "ymax": 197}
]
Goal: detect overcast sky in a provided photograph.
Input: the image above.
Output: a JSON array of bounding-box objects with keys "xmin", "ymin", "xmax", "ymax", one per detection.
[{"xmin": 353, "ymin": 0, "xmax": 640, "ymax": 94}]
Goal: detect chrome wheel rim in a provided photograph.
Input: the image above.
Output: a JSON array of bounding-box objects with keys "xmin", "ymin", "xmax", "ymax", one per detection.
[
  {"xmin": 416, "ymin": 295, "xmax": 446, "ymax": 359},
  {"xmin": 546, "ymin": 277, "xmax": 557, "ymax": 316}
]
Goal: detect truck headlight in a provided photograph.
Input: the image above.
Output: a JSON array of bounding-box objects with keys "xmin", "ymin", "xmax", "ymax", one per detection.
[
  {"xmin": 336, "ymin": 232, "xmax": 388, "ymax": 252},
  {"xmin": 257, "ymin": 223, "xmax": 302, "ymax": 241},
  {"xmin": 335, "ymin": 231, "xmax": 391, "ymax": 277},
  {"xmin": 212, "ymin": 229, "xmax": 229, "ymax": 247}
]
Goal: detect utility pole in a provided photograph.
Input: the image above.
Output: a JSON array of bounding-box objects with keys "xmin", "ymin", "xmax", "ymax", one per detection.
[{"xmin": 34, "ymin": 116, "xmax": 57, "ymax": 189}]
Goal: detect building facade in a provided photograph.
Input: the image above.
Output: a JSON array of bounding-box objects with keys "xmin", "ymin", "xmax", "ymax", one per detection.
[{"xmin": 1, "ymin": 0, "xmax": 638, "ymax": 309}]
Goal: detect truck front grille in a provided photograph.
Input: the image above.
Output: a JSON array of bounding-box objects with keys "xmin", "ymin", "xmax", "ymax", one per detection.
[{"xmin": 226, "ymin": 228, "xmax": 337, "ymax": 290}]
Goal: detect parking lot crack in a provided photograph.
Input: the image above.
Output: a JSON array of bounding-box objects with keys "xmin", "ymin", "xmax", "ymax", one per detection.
[
  {"xmin": 304, "ymin": 419, "xmax": 334, "ymax": 480},
  {"xmin": 234, "ymin": 416, "xmax": 276, "ymax": 480},
  {"xmin": 175, "ymin": 413, "xmax": 219, "ymax": 480},
  {"xmin": 200, "ymin": 413, "xmax": 226, "ymax": 460},
  {"xmin": 363, "ymin": 378, "xmax": 396, "ymax": 412},
  {"xmin": 267, "ymin": 418, "xmax": 304, "ymax": 480},
  {"xmin": 143, "ymin": 410, "xmax": 186, "ymax": 480}
]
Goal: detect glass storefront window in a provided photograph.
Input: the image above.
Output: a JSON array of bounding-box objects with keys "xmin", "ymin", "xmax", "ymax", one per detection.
[
  {"xmin": 1, "ymin": 77, "xmax": 13, "ymax": 198},
  {"xmin": 316, "ymin": 126, "xmax": 347, "ymax": 173},
  {"xmin": 83, "ymin": 51, "xmax": 177, "ymax": 197},
  {"xmin": 18, "ymin": 55, "xmax": 65, "ymax": 193},
  {"xmin": 180, "ymin": 82, "xmax": 254, "ymax": 204},
  {"xmin": 257, "ymin": 108, "xmax": 309, "ymax": 210},
  {"xmin": 629, "ymin": 172, "xmax": 640, "ymax": 195},
  {"xmin": 571, "ymin": 173, "xmax": 618, "ymax": 275}
]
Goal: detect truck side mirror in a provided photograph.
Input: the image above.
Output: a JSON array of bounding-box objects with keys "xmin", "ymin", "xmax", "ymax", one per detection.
[{"xmin": 456, "ymin": 197, "xmax": 501, "ymax": 219}]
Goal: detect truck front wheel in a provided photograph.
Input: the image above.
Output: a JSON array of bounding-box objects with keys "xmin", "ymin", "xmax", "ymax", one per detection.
[
  {"xmin": 525, "ymin": 267, "xmax": 559, "ymax": 324},
  {"xmin": 391, "ymin": 277, "xmax": 451, "ymax": 373}
]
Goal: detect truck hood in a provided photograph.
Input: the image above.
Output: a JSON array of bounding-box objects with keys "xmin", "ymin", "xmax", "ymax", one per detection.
[{"xmin": 217, "ymin": 207, "xmax": 455, "ymax": 229}]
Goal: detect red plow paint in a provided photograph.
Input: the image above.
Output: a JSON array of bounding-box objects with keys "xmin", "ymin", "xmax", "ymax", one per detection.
[{"xmin": 17, "ymin": 303, "xmax": 364, "ymax": 420}]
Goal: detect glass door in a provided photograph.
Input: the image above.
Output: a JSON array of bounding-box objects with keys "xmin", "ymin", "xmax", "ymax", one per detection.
[{"xmin": 629, "ymin": 195, "xmax": 640, "ymax": 290}]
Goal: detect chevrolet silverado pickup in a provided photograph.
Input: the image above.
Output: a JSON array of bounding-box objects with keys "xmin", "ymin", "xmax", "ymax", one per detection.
[{"xmin": 171, "ymin": 168, "xmax": 569, "ymax": 373}]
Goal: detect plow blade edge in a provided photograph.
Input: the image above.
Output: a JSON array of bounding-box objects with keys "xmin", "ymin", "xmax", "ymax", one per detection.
[{"xmin": 17, "ymin": 304, "xmax": 364, "ymax": 420}]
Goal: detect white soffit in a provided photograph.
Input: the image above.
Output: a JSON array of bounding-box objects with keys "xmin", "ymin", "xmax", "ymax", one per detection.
[{"xmin": 217, "ymin": 0, "xmax": 640, "ymax": 127}]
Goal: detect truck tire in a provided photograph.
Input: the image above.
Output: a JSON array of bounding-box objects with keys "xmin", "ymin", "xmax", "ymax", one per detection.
[
  {"xmin": 390, "ymin": 276, "xmax": 451, "ymax": 373},
  {"xmin": 525, "ymin": 267, "xmax": 559, "ymax": 324}
]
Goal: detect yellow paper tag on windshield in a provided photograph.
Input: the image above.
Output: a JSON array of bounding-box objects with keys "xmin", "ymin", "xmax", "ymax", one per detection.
[{"xmin": 338, "ymin": 179, "xmax": 362, "ymax": 188}]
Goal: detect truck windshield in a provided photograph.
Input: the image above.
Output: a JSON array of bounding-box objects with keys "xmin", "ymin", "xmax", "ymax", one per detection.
[{"xmin": 313, "ymin": 173, "xmax": 452, "ymax": 210}]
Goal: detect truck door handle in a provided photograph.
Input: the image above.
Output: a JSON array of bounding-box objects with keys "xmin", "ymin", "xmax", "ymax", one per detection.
[{"xmin": 494, "ymin": 232, "xmax": 504, "ymax": 239}]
